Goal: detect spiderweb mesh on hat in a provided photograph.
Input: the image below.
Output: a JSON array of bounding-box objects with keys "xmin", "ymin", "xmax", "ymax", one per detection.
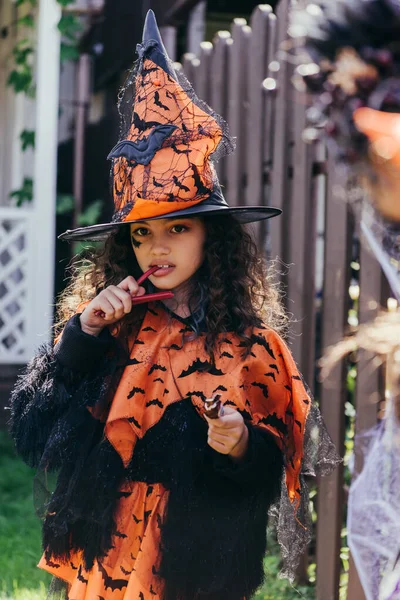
[{"xmin": 108, "ymin": 49, "xmax": 235, "ymax": 223}]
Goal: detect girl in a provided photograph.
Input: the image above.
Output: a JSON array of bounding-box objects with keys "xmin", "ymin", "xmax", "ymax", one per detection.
[{"xmin": 8, "ymin": 10, "xmax": 338, "ymax": 600}]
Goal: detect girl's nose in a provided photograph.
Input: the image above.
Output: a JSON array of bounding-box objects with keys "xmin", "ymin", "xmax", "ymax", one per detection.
[{"xmin": 150, "ymin": 236, "xmax": 170, "ymax": 256}]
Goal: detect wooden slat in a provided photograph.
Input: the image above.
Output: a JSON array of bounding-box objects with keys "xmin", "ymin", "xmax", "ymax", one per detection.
[
  {"xmin": 182, "ymin": 52, "xmax": 197, "ymax": 86},
  {"xmin": 246, "ymin": 5, "xmax": 273, "ymax": 209},
  {"xmin": 347, "ymin": 228, "xmax": 382, "ymax": 600},
  {"xmin": 260, "ymin": 11, "xmax": 278, "ymax": 251},
  {"xmin": 196, "ymin": 41, "xmax": 213, "ymax": 106},
  {"xmin": 269, "ymin": 0, "xmax": 291, "ymax": 271},
  {"xmin": 210, "ymin": 30, "xmax": 231, "ymax": 186},
  {"xmin": 226, "ymin": 19, "xmax": 251, "ymax": 207},
  {"xmin": 316, "ymin": 158, "xmax": 350, "ymax": 600}
]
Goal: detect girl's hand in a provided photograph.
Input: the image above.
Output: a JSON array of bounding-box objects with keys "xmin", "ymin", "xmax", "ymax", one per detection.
[
  {"xmin": 204, "ymin": 406, "xmax": 249, "ymax": 460},
  {"xmin": 79, "ymin": 276, "xmax": 146, "ymax": 336}
]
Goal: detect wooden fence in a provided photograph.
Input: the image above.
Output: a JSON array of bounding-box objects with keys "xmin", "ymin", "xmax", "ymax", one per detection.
[{"xmin": 182, "ymin": 3, "xmax": 387, "ymax": 599}]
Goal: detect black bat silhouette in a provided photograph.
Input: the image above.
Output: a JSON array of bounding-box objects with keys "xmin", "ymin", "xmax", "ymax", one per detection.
[
  {"xmin": 264, "ymin": 372, "xmax": 276, "ymax": 382},
  {"xmin": 251, "ymin": 381, "xmax": 269, "ymax": 399},
  {"xmin": 147, "ymin": 307, "xmax": 158, "ymax": 316},
  {"xmin": 220, "ymin": 351, "xmax": 234, "ymax": 358},
  {"xmin": 171, "ymin": 142, "xmax": 191, "ymax": 154},
  {"xmin": 303, "ymin": 398, "xmax": 310, "ymax": 405},
  {"xmin": 134, "ymin": 338, "xmax": 145, "ymax": 345},
  {"xmin": 168, "ymin": 343, "xmax": 182, "ymax": 350},
  {"xmin": 179, "ymin": 326, "xmax": 192, "ymax": 334},
  {"xmin": 139, "ymin": 593, "xmax": 145, "ymax": 600},
  {"xmin": 130, "ymin": 553, "xmax": 136, "ymax": 560},
  {"xmin": 224, "ymin": 400, "xmax": 237, "ymax": 407},
  {"xmin": 128, "ymin": 386, "xmax": 145, "ymax": 399},
  {"xmin": 258, "ymin": 412, "xmax": 288, "ymax": 435},
  {"xmin": 97, "ymin": 596, "xmax": 105, "ymax": 600},
  {"xmin": 238, "ymin": 409, "xmax": 252, "ymax": 421},
  {"xmin": 153, "ymin": 176, "xmax": 163, "ymax": 188},
  {"xmin": 172, "ymin": 175, "xmax": 190, "ymax": 192},
  {"xmin": 154, "ymin": 90, "xmax": 170, "ymax": 111},
  {"xmin": 125, "ymin": 357, "xmax": 143, "ymax": 365},
  {"xmin": 295, "ymin": 419, "xmax": 302, "ymax": 431},
  {"xmin": 284, "ymin": 385, "xmax": 292, "ymax": 392},
  {"xmin": 153, "ymin": 377, "xmax": 164, "ymax": 383},
  {"xmin": 132, "ymin": 513, "xmax": 142, "ymax": 523},
  {"xmin": 146, "ymin": 399, "xmax": 164, "ymax": 408},
  {"xmin": 187, "ymin": 390, "xmax": 206, "ymax": 400},
  {"xmin": 245, "ymin": 398, "xmax": 251, "ymax": 407},
  {"xmin": 117, "ymin": 491, "xmax": 132, "ymax": 499},
  {"xmin": 133, "ymin": 111, "xmax": 163, "ymax": 133},
  {"xmin": 221, "ymin": 337, "xmax": 233, "ymax": 344},
  {"xmin": 148, "ymin": 363, "xmax": 167, "ymax": 375},
  {"xmin": 239, "ymin": 333, "xmax": 276, "ymax": 359},
  {"xmin": 143, "ymin": 326, "xmax": 157, "ymax": 332},
  {"xmin": 70, "ymin": 562, "xmax": 78, "ymax": 570},
  {"xmin": 77, "ymin": 565, "xmax": 88, "ymax": 583},
  {"xmin": 144, "ymin": 509, "xmax": 152, "ymax": 521},
  {"xmin": 120, "ymin": 565, "xmax": 133, "ymax": 575},
  {"xmin": 190, "ymin": 163, "xmax": 212, "ymax": 196},
  {"xmin": 128, "ymin": 415, "xmax": 141, "ymax": 429},
  {"xmin": 156, "ymin": 513, "xmax": 163, "ymax": 529},
  {"xmin": 108, "ymin": 125, "xmax": 176, "ymax": 165},
  {"xmin": 182, "ymin": 122, "xmax": 189, "ymax": 133},
  {"xmin": 115, "ymin": 530, "xmax": 127, "ymax": 538},
  {"xmin": 146, "ymin": 485, "xmax": 154, "ymax": 497},
  {"xmin": 250, "ymin": 351, "xmax": 257, "ymax": 358},
  {"xmin": 178, "ymin": 358, "xmax": 224, "ymax": 378},
  {"xmin": 243, "ymin": 365, "xmax": 249, "ymax": 371},
  {"xmin": 97, "ymin": 560, "xmax": 128, "ymax": 591},
  {"xmin": 292, "ymin": 375, "xmax": 301, "ymax": 381},
  {"xmin": 46, "ymin": 560, "xmax": 60, "ymax": 568},
  {"xmin": 150, "ymin": 584, "xmax": 157, "ymax": 595},
  {"xmin": 142, "ymin": 66, "xmax": 159, "ymax": 77},
  {"xmin": 163, "ymin": 388, "xmax": 169, "ymax": 395},
  {"xmin": 269, "ymin": 363, "xmax": 279, "ymax": 372},
  {"xmin": 152, "ymin": 565, "xmax": 160, "ymax": 576},
  {"xmin": 213, "ymin": 385, "xmax": 227, "ymax": 392}
]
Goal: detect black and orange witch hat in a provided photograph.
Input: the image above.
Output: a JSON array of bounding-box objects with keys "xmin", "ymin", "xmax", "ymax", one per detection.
[{"xmin": 60, "ymin": 10, "xmax": 281, "ymax": 242}]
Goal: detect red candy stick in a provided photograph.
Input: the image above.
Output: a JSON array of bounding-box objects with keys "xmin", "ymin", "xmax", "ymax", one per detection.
[{"xmin": 94, "ymin": 266, "xmax": 174, "ymax": 318}]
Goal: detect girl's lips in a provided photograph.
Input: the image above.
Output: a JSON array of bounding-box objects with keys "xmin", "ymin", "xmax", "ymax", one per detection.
[{"xmin": 151, "ymin": 266, "xmax": 175, "ymax": 277}]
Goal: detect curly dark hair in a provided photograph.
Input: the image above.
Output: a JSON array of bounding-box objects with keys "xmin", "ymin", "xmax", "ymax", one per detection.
[{"xmin": 56, "ymin": 215, "xmax": 288, "ymax": 358}]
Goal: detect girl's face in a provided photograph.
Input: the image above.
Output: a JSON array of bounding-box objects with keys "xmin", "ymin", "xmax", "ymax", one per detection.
[{"xmin": 130, "ymin": 217, "xmax": 206, "ymax": 291}]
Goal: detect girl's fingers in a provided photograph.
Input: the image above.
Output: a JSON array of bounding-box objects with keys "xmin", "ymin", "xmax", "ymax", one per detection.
[
  {"xmin": 207, "ymin": 438, "xmax": 228, "ymax": 454},
  {"xmin": 108, "ymin": 286, "xmax": 132, "ymax": 314},
  {"xmin": 95, "ymin": 297, "xmax": 116, "ymax": 320},
  {"xmin": 101, "ymin": 290, "xmax": 125, "ymax": 318},
  {"xmin": 117, "ymin": 276, "xmax": 145, "ymax": 297}
]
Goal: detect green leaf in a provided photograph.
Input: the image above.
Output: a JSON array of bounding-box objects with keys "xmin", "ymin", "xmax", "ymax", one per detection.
[
  {"xmin": 58, "ymin": 14, "xmax": 82, "ymax": 40},
  {"xmin": 20, "ymin": 129, "xmax": 35, "ymax": 151},
  {"xmin": 56, "ymin": 0, "xmax": 75, "ymax": 6},
  {"xmin": 60, "ymin": 42, "xmax": 79, "ymax": 63},
  {"xmin": 9, "ymin": 177, "xmax": 33, "ymax": 206},
  {"xmin": 56, "ymin": 194, "xmax": 75, "ymax": 215},
  {"xmin": 17, "ymin": 14, "xmax": 35, "ymax": 28},
  {"xmin": 13, "ymin": 43, "xmax": 34, "ymax": 65},
  {"xmin": 7, "ymin": 69, "xmax": 33, "ymax": 93},
  {"xmin": 77, "ymin": 200, "xmax": 103, "ymax": 226},
  {"xmin": 16, "ymin": 0, "xmax": 37, "ymax": 6}
]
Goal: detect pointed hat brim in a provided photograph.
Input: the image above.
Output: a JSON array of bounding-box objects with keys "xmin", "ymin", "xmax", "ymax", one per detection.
[{"xmin": 58, "ymin": 205, "xmax": 282, "ymax": 242}]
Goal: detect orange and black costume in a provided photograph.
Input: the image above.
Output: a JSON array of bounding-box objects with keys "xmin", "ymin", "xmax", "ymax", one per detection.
[{"xmin": 9, "ymin": 303, "xmax": 338, "ymax": 600}]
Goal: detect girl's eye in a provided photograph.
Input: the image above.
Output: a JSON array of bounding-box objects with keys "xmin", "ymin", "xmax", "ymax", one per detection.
[
  {"xmin": 133, "ymin": 227, "xmax": 149, "ymax": 236},
  {"xmin": 171, "ymin": 224, "xmax": 188, "ymax": 233}
]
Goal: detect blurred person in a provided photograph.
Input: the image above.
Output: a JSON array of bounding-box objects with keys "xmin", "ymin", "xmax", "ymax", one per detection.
[{"xmin": 288, "ymin": 1, "xmax": 400, "ymax": 598}]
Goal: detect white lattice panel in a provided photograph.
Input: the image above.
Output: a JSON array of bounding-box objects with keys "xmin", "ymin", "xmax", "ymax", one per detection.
[{"xmin": 0, "ymin": 208, "xmax": 34, "ymax": 363}]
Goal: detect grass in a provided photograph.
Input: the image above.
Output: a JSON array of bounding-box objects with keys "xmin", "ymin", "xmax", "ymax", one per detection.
[{"xmin": 0, "ymin": 430, "xmax": 314, "ymax": 599}]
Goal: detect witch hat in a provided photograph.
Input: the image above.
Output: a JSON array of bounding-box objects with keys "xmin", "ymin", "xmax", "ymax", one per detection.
[{"xmin": 60, "ymin": 10, "xmax": 281, "ymax": 242}]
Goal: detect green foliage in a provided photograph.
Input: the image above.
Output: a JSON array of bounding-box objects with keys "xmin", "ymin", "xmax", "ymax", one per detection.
[
  {"xmin": 7, "ymin": 68, "xmax": 32, "ymax": 94},
  {"xmin": 16, "ymin": 0, "xmax": 37, "ymax": 7},
  {"xmin": 9, "ymin": 178, "xmax": 33, "ymax": 206},
  {"xmin": 77, "ymin": 200, "xmax": 103, "ymax": 226},
  {"xmin": 0, "ymin": 431, "xmax": 52, "ymax": 598},
  {"xmin": 17, "ymin": 14, "xmax": 35, "ymax": 28},
  {"xmin": 58, "ymin": 14, "xmax": 82, "ymax": 40},
  {"xmin": 60, "ymin": 42, "xmax": 79, "ymax": 62},
  {"xmin": 20, "ymin": 129, "xmax": 35, "ymax": 151},
  {"xmin": 56, "ymin": 193, "xmax": 75, "ymax": 215},
  {"xmin": 56, "ymin": 0, "xmax": 75, "ymax": 6}
]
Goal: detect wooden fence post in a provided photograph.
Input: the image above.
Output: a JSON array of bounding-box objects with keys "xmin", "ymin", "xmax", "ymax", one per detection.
[
  {"xmin": 316, "ymin": 161, "xmax": 350, "ymax": 600},
  {"xmin": 226, "ymin": 19, "xmax": 251, "ymax": 207}
]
